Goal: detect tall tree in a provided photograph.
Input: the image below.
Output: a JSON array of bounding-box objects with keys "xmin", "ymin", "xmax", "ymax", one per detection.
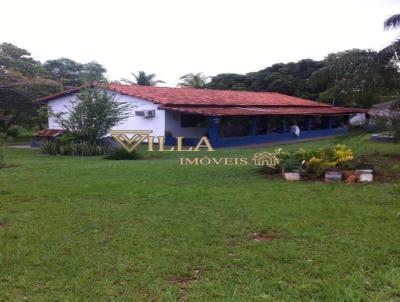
[
  {"xmin": 384, "ymin": 14, "xmax": 400, "ymax": 30},
  {"xmin": 245, "ymin": 59, "xmax": 324, "ymax": 99},
  {"xmin": 206, "ymin": 73, "xmax": 249, "ymax": 90},
  {"xmin": 0, "ymin": 43, "xmax": 47, "ymax": 78},
  {"xmin": 310, "ymin": 49, "xmax": 399, "ymax": 108},
  {"xmin": 379, "ymin": 14, "xmax": 400, "ymax": 65},
  {"xmin": 81, "ymin": 62, "xmax": 107, "ymax": 83},
  {"xmin": 43, "ymin": 58, "xmax": 106, "ymax": 88},
  {"xmin": 121, "ymin": 71, "xmax": 164, "ymax": 86},
  {"xmin": 178, "ymin": 73, "xmax": 209, "ymax": 88},
  {"xmin": 0, "ymin": 43, "xmax": 62, "ymax": 129}
]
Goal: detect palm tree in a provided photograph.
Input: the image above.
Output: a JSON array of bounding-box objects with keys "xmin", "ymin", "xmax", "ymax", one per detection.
[
  {"xmin": 384, "ymin": 14, "xmax": 400, "ymax": 30},
  {"xmin": 379, "ymin": 14, "xmax": 400, "ymax": 63},
  {"xmin": 177, "ymin": 73, "xmax": 209, "ymax": 88},
  {"xmin": 121, "ymin": 71, "xmax": 164, "ymax": 86}
]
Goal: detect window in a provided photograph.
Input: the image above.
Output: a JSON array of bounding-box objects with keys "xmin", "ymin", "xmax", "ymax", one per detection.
[
  {"xmin": 311, "ymin": 115, "xmax": 324, "ymax": 130},
  {"xmin": 256, "ymin": 116, "xmax": 283, "ymax": 135},
  {"xmin": 181, "ymin": 114, "xmax": 207, "ymax": 127},
  {"xmin": 332, "ymin": 115, "xmax": 346, "ymax": 128},
  {"xmin": 287, "ymin": 116, "xmax": 307, "ymax": 131},
  {"xmin": 218, "ymin": 117, "xmax": 252, "ymax": 137}
]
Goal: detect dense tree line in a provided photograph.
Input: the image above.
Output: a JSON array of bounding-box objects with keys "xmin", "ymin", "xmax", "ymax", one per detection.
[
  {"xmin": 0, "ymin": 43, "xmax": 106, "ymax": 131},
  {"xmin": 206, "ymin": 13, "xmax": 400, "ymax": 108},
  {"xmin": 206, "ymin": 50, "xmax": 400, "ymax": 108}
]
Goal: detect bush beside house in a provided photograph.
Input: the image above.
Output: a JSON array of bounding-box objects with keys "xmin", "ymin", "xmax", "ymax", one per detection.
[{"xmin": 40, "ymin": 85, "xmax": 133, "ymax": 156}]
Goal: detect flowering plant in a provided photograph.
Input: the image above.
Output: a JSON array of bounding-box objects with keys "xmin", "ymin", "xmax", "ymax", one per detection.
[
  {"xmin": 304, "ymin": 144, "xmax": 353, "ymax": 175},
  {"xmin": 274, "ymin": 144, "xmax": 353, "ymax": 175}
]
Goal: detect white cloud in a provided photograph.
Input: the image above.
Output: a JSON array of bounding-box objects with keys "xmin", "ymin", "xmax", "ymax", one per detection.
[{"xmin": 1, "ymin": 0, "xmax": 399, "ymax": 86}]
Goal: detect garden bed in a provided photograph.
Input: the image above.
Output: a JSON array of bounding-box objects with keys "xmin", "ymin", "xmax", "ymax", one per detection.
[
  {"xmin": 264, "ymin": 152, "xmax": 400, "ymax": 183},
  {"xmin": 350, "ymin": 152, "xmax": 400, "ymax": 182},
  {"xmin": 264, "ymin": 145, "xmax": 400, "ymax": 183},
  {"xmin": 371, "ymin": 133, "xmax": 397, "ymax": 143}
]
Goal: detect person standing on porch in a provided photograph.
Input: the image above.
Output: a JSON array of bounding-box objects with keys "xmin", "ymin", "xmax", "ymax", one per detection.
[{"xmin": 290, "ymin": 123, "xmax": 301, "ymax": 137}]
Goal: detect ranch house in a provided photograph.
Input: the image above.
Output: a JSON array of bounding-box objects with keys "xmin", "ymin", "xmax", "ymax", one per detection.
[{"xmin": 40, "ymin": 84, "xmax": 366, "ymax": 148}]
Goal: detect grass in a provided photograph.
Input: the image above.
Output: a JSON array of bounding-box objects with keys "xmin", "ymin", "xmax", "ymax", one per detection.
[{"xmin": 1, "ymin": 134, "xmax": 400, "ymax": 301}]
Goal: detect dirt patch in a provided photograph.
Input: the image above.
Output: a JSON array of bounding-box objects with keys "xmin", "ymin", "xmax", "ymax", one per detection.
[
  {"xmin": 0, "ymin": 223, "xmax": 8, "ymax": 229},
  {"xmin": 7, "ymin": 144, "xmax": 34, "ymax": 149},
  {"xmin": 252, "ymin": 232, "xmax": 277, "ymax": 241},
  {"xmin": 168, "ymin": 276, "xmax": 197, "ymax": 287},
  {"xmin": 390, "ymin": 155, "xmax": 400, "ymax": 161},
  {"xmin": 226, "ymin": 240, "xmax": 240, "ymax": 247},
  {"xmin": 0, "ymin": 163, "xmax": 17, "ymax": 169},
  {"xmin": 344, "ymin": 171, "xmax": 358, "ymax": 183}
]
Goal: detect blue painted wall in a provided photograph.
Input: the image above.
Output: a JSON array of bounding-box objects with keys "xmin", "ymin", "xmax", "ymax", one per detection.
[
  {"xmin": 165, "ymin": 127, "xmax": 348, "ymax": 148},
  {"xmin": 211, "ymin": 127, "xmax": 348, "ymax": 148}
]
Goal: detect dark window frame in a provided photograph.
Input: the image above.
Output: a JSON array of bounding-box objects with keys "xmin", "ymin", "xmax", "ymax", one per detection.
[{"xmin": 181, "ymin": 114, "xmax": 207, "ymax": 128}]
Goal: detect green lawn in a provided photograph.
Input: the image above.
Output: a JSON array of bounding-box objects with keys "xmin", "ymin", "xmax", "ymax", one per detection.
[{"xmin": 1, "ymin": 135, "xmax": 400, "ymax": 301}]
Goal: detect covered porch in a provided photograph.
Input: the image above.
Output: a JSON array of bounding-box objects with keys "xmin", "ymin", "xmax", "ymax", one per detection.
[
  {"xmin": 163, "ymin": 106, "xmax": 360, "ymax": 148},
  {"xmin": 206, "ymin": 114, "xmax": 349, "ymax": 148}
]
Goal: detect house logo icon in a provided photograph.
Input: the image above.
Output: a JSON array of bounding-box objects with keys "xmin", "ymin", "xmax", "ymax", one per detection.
[{"xmin": 252, "ymin": 152, "xmax": 279, "ymax": 167}]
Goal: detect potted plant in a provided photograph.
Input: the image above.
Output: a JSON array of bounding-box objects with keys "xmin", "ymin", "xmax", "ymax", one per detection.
[
  {"xmin": 304, "ymin": 144, "xmax": 353, "ymax": 182},
  {"xmin": 281, "ymin": 157, "xmax": 302, "ymax": 181},
  {"xmin": 325, "ymin": 168, "xmax": 343, "ymax": 182},
  {"xmin": 356, "ymin": 164, "xmax": 374, "ymax": 182}
]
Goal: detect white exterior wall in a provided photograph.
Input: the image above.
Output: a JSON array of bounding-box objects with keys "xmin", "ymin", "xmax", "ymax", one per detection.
[
  {"xmin": 165, "ymin": 110, "xmax": 208, "ymax": 138},
  {"xmin": 47, "ymin": 93, "xmax": 165, "ymax": 138},
  {"xmin": 48, "ymin": 95, "xmax": 74, "ymax": 129},
  {"xmin": 349, "ymin": 113, "xmax": 366, "ymax": 125}
]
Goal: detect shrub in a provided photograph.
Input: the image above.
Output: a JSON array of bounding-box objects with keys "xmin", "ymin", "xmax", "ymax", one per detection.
[
  {"xmin": 372, "ymin": 101, "xmax": 400, "ymax": 143},
  {"xmin": 53, "ymin": 86, "xmax": 131, "ymax": 144},
  {"xmin": 165, "ymin": 130, "xmax": 173, "ymax": 137},
  {"xmin": 0, "ymin": 136, "xmax": 5, "ymax": 167},
  {"xmin": 274, "ymin": 148, "xmax": 304, "ymax": 172},
  {"xmin": 281, "ymin": 157, "xmax": 302, "ymax": 172},
  {"xmin": 6, "ymin": 125, "xmax": 21, "ymax": 138},
  {"xmin": 104, "ymin": 148, "xmax": 141, "ymax": 160},
  {"xmin": 40, "ymin": 141, "xmax": 112, "ymax": 156}
]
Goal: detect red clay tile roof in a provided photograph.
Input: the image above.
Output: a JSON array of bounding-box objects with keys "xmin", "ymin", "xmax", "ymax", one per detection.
[
  {"xmin": 108, "ymin": 84, "xmax": 331, "ymax": 107},
  {"xmin": 40, "ymin": 84, "xmax": 330, "ymax": 107},
  {"xmin": 39, "ymin": 83, "xmax": 366, "ymax": 115},
  {"xmin": 39, "ymin": 86, "xmax": 85, "ymax": 102},
  {"xmin": 162, "ymin": 106, "xmax": 368, "ymax": 116},
  {"xmin": 35, "ymin": 129, "xmax": 64, "ymax": 137}
]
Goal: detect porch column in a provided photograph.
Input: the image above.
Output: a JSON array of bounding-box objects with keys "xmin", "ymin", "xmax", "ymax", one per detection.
[
  {"xmin": 306, "ymin": 115, "xmax": 312, "ymax": 131},
  {"xmin": 327, "ymin": 116, "xmax": 333, "ymax": 129},
  {"xmin": 281, "ymin": 116, "xmax": 287, "ymax": 133},
  {"xmin": 251, "ymin": 116, "xmax": 257, "ymax": 136},
  {"xmin": 208, "ymin": 116, "xmax": 220, "ymax": 146},
  {"xmin": 345, "ymin": 115, "xmax": 350, "ymax": 126}
]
